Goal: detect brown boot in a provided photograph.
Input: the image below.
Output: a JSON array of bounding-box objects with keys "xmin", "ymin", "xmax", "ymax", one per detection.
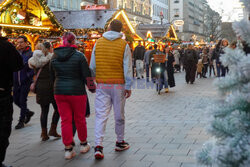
[
  {"xmin": 49, "ymin": 124, "xmax": 61, "ymax": 138},
  {"xmin": 41, "ymin": 128, "xmax": 49, "ymax": 141}
]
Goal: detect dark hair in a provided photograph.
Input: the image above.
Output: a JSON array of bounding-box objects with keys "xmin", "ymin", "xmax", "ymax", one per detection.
[
  {"xmin": 154, "ymin": 44, "xmax": 158, "ymax": 49},
  {"xmin": 149, "ymin": 46, "xmax": 153, "ymax": 49},
  {"xmin": 17, "ymin": 35, "xmax": 28, "ymax": 42},
  {"xmin": 110, "ymin": 19, "xmax": 123, "ymax": 32},
  {"xmin": 43, "ymin": 42, "xmax": 51, "ymax": 50}
]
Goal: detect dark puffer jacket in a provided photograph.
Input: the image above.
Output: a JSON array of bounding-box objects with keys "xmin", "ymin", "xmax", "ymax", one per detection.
[
  {"xmin": 13, "ymin": 46, "xmax": 34, "ymax": 85},
  {"xmin": 50, "ymin": 46, "xmax": 95, "ymax": 95}
]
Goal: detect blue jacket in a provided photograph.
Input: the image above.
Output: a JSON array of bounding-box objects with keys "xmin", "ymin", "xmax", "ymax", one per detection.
[{"xmin": 13, "ymin": 47, "xmax": 34, "ymax": 85}]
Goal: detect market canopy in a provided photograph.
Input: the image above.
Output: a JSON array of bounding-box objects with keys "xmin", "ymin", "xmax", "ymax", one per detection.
[
  {"xmin": 54, "ymin": 9, "xmax": 142, "ymax": 41},
  {"xmin": 136, "ymin": 24, "xmax": 178, "ymax": 41},
  {"xmin": 0, "ymin": 0, "xmax": 63, "ymax": 35}
]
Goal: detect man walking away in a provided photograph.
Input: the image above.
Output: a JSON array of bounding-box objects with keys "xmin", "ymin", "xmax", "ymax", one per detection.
[
  {"xmin": 90, "ymin": 20, "xmax": 133, "ymax": 160},
  {"xmin": 0, "ymin": 27, "xmax": 24, "ymax": 167},
  {"xmin": 144, "ymin": 46, "xmax": 153, "ymax": 82},
  {"xmin": 13, "ymin": 36, "xmax": 34, "ymax": 129},
  {"xmin": 133, "ymin": 41, "xmax": 145, "ymax": 79},
  {"xmin": 183, "ymin": 45, "xmax": 198, "ymax": 84}
]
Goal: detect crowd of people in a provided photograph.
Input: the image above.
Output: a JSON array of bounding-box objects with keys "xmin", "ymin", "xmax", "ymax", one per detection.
[
  {"xmin": 0, "ymin": 18, "xmax": 248, "ymax": 167},
  {"xmin": 132, "ymin": 38, "xmax": 237, "ymax": 91}
]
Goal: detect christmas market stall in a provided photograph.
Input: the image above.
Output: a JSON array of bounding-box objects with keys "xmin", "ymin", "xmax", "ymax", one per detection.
[
  {"xmin": 0, "ymin": 0, "xmax": 63, "ymax": 50},
  {"xmin": 136, "ymin": 24, "xmax": 178, "ymax": 50},
  {"xmin": 53, "ymin": 9, "xmax": 142, "ymax": 63}
]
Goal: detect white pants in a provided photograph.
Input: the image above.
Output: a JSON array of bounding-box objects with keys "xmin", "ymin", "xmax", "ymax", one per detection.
[
  {"xmin": 95, "ymin": 84, "xmax": 126, "ymax": 146},
  {"xmin": 136, "ymin": 60, "xmax": 144, "ymax": 78}
]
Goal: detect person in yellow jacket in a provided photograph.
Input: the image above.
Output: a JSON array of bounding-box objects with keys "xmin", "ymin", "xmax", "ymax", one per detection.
[{"xmin": 90, "ymin": 20, "xmax": 133, "ymax": 160}]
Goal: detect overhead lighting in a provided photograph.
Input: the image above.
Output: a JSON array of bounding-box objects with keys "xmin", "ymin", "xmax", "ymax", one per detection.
[{"xmin": 0, "ymin": 24, "xmax": 51, "ymax": 30}]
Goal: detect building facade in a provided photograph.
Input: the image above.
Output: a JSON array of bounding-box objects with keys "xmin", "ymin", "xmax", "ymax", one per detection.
[
  {"xmin": 168, "ymin": 0, "xmax": 207, "ymax": 41},
  {"xmin": 46, "ymin": 0, "xmax": 82, "ymax": 11},
  {"xmin": 81, "ymin": 0, "xmax": 152, "ymax": 25},
  {"xmin": 151, "ymin": 0, "xmax": 168, "ymax": 24}
]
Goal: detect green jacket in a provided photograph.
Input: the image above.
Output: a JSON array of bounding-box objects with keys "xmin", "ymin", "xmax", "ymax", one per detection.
[{"xmin": 50, "ymin": 47, "xmax": 94, "ymax": 95}]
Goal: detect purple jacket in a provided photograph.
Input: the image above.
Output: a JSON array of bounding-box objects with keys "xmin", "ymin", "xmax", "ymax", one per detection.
[{"xmin": 13, "ymin": 47, "xmax": 34, "ymax": 85}]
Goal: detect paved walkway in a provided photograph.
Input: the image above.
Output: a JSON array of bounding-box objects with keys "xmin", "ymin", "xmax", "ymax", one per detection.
[{"xmin": 5, "ymin": 72, "xmax": 218, "ymax": 167}]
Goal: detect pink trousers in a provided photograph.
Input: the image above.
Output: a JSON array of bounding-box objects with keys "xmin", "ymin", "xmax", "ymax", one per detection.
[{"xmin": 54, "ymin": 95, "xmax": 87, "ymax": 146}]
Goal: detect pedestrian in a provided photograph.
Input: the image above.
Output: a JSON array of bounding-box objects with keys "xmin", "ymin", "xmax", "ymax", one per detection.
[
  {"xmin": 0, "ymin": 27, "xmax": 24, "ymax": 167},
  {"xmin": 13, "ymin": 35, "xmax": 34, "ymax": 129},
  {"xmin": 183, "ymin": 44, "xmax": 198, "ymax": 84},
  {"xmin": 197, "ymin": 59, "xmax": 203, "ymax": 78},
  {"xmin": 208, "ymin": 47, "xmax": 215, "ymax": 77},
  {"xmin": 133, "ymin": 41, "xmax": 145, "ymax": 79},
  {"xmin": 144, "ymin": 46, "xmax": 153, "ymax": 82},
  {"xmin": 165, "ymin": 46, "xmax": 176, "ymax": 92},
  {"xmin": 50, "ymin": 32, "xmax": 96, "ymax": 159},
  {"xmin": 90, "ymin": 19, "xmax": 133, "ymax": 160},
  {"xmin": 28, "ymin": 42, "xmax": 61, "ymax": 141},
  {"xmin": 201, "ymin": 49, "xmax": 209, "ymax": 78},
  {"xmin": 173, "ymin": 47, "xmax": 180, "ymax": 72},
  {"xmin": 213, "ymin": 39, "xmax": 228, "ymax": 77}
]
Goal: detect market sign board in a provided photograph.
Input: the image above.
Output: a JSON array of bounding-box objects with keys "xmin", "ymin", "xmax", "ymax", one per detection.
[
  {"xmin": 82, "ymin": 5, "xmax": 110, "ymax": 10},
  {"xmin": 174, "ymin": 20, "xmax": 184, "ymax": 27}
]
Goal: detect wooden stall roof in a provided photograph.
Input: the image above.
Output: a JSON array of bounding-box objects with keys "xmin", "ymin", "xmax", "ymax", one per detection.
[
  {"xmin": 136, "ymin": 24, "xmax": 178, "ymax": 40},
  {"xmin": 54, "ymin": 9, "xmax": 142, "ymax": 41}
]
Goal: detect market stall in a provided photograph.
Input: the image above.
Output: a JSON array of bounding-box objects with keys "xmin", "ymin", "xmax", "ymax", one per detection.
[
  {"xmin": 54, "ymin": 9, "xmax": 143, "ymax": 63},
  {"xmin": 0, "ymin": 0, "xmax": 63, "ymax": 50},
  {"xmin": 136, "ymin": 23, "xmax": 178, "ymax": 50}
]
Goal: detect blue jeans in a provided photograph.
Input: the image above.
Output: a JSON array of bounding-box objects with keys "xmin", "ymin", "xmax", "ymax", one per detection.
[
  {"xmin": 160, "ymin": 70, "xmax": 168, "ymax": 89},
  {"xmin": 146, "ymin": 64, "xmax": 150, "ymax": 82},
  {"xmin": 216, "ymin": 64, "xmax": 226, "ymax": 77},
  {"xmin": 13, "ymin": 82, "xmax": 31, "ymax": 121}
]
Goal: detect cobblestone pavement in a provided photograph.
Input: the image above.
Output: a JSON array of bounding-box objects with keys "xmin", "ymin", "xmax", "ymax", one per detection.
[{"xmin": 5, "ymin": 72, "xmax": 219, "ymax": 167}]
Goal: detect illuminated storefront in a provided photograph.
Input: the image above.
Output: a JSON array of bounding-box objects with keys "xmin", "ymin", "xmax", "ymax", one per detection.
[{"xmin": 0, "ymin": 0, "xmax": 63, "ymax": 50}]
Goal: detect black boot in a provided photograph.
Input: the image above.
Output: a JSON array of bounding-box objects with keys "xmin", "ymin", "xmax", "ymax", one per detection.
[
  {"xmin": 24, "ymin": 111, "xmax": 34, "ymax": 124},
  {"xmin": 15, "ymin": 120, "xmax": 24, "ymax": 129}
]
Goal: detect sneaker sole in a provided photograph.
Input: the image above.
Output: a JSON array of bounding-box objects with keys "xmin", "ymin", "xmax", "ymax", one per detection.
[
  {"xmin": 115, "ymin": 145, "xmax": 130, "ymax": 152},
  {"xmin": 95, "ymin": 153, "xmax": 104, "ymax": 160},
  {"xmin": 80, "ymin": 145, "xmax": 90, "ymax": 154},
  {"xmin": 65, "ymin": 152, "xmax": 76, "ymax": 160}
]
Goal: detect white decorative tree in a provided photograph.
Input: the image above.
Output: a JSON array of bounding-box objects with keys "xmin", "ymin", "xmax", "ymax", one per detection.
[{"xmin": 196, "ymin": 0, "xmax": 250, "ymax": 166}]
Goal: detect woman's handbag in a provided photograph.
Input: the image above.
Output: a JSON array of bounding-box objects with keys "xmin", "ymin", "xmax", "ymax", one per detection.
[{"xmin": 30, "ymin": 68, "xmax": 42, "ymax": 93}]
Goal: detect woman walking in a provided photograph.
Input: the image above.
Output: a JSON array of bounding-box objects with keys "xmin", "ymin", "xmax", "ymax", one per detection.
[
  {"xmin": 28, "ymin": 42, "xmax": 61, "ymax": 141},
  {"xmin": 50, "ymin": 32, "xmax": 95, "ymax": 160}
]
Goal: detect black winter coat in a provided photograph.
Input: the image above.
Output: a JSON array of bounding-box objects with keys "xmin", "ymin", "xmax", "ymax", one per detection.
[
  {"xmin": 166, "ymin": 52, "xmax": 176, "ymax": 88},
  {"xmin": 133, "ymin": 45, "xmax": 146, "ymax": 60},
  {"xmin": 36, "ymin": 63, "xmax": 54, "ymax": 105},
  {"xmin": 0, "ymin": 37, "xmax": 23, "ymax": 98}
]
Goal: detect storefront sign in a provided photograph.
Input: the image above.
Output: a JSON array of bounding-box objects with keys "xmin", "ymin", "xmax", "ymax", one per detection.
[
  {"xmin": 174, "ymin": 20, "xmax": 184, "ymax": 27},
  {"xmin": 82, "ymin": 5, "xmax": 110, "ymax": 10}
]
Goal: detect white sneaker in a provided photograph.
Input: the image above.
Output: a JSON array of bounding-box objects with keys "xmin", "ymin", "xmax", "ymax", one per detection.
[
  {"xmin": 65, "ymin": 148, "xmax": 76, "ymax": 160},
  {"xmin": 80, "ymin": 142, "xmax": 90, "ymax": 154}
]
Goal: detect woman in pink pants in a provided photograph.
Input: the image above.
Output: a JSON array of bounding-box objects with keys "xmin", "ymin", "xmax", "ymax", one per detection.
[{"xmin": 50, "ymin": 32, "xmax": 96, "ymax": 159}]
